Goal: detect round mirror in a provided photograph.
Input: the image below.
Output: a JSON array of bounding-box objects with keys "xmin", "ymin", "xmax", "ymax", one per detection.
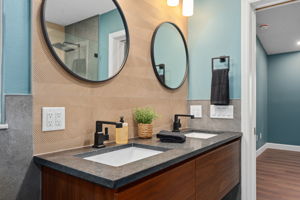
[
  {"xmin": 41, "ymin": 0, "xmax": 129, "ymax": 82},
  {"xmin": 151, "ymin": 22, "xmax": 188, "ymax": 90}
]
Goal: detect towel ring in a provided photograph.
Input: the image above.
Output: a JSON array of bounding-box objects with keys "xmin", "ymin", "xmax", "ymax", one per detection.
[{"xmin": 212, "ymin": 56, "xmax": 230, "ymax": 71}]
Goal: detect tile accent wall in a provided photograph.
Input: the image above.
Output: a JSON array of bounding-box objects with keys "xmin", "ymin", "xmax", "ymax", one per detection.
[
  {"xmin": 0, "ymin": 95, "xmax": 40, "ymax": 200},
  {"xmin": 188, "ymin": 100, "xmax": 241, "ymax": 132},
  {"xmin": 32, "ymin": 0, "xmax": 188, "ymax": 154}
]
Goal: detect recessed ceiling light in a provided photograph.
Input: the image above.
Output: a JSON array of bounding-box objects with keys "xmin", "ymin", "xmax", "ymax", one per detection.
[{"xmin": 297, "ymin": 41, "xmax": 300, "ymax": 46}]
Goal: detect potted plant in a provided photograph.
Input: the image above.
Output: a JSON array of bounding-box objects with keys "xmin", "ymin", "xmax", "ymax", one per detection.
[{"xmin": 133, "ymin": 107, "xmax": 158, "ymax": 139}]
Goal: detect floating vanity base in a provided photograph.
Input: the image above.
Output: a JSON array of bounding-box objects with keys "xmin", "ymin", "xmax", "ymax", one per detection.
[{"xmin": 41, "ymin": 139, "xmax": 240, "ymax": 200}]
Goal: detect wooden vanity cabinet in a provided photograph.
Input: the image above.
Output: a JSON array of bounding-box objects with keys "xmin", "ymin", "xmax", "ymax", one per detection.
[
  {"xmin": 42, "ymin": 139, "xmax": 240, "ymax": 200},
  {"xmin": 116, "ymin": 160, "xmax": 196, "ymax": 200},
  {"xmin": 42, "ymin": 160, "xmax": 195, "ymax": 200},
  {"xmin": 195, "ymin": 140, "xmax": 241, "ymax": 200}
]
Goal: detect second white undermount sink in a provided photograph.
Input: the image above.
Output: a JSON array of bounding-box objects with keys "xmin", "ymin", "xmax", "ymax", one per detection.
[
  {"xmin": 185, "ymin": 132, "xmax": 217, "ymax": 139},
  {"xmin": 83, "ymin": 145, "xmax": 165, "ymax": 167}
]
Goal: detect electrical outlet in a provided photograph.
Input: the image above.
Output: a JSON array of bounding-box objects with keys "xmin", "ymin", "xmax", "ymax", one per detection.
[
  {"xmin": 55, "ymin": 112, "xmax": 62, "ymax": 127},
  {"xmin": 42, "ymin": 107, "xmax": 65, "ymax": 132},
  {"xmin": 46, "ymin": 112, "xmax": 54, "ymax": 128},
  {"xmin": 190, "ymin": 105, "xmax": 202, "ymax": 118}
]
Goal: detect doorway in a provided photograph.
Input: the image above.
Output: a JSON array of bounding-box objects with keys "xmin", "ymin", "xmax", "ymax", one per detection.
[
  {"xmin": 108, "ymin": 30, "xmax": 126, "ymax": 77},
  {"xmin": 243, "ymin": 0, "xmax": 300, "ymax": 199},
  {"xmin": 255, "ymin": 1, "xmax": 300, "ymax": 199}
]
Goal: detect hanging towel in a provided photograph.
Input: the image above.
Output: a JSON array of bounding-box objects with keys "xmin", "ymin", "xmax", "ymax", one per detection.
[{"xmin": 210, "ymin": 68, "xmax": 230, "ymax": 105}]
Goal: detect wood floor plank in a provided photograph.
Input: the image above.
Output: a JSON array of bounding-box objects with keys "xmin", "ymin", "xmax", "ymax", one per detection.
[{"xmin": 257, "ymin": 149, "xmax": 300, "ymax": 200}]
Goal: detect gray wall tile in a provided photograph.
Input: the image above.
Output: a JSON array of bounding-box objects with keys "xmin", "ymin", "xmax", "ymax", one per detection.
[
  {"xmin": 0, "ymin": 95, "xmax": 40, "ymax": 200},
  {"xmin": 188, "ymin": 100, "xmax": 241, "ymax": 132}
]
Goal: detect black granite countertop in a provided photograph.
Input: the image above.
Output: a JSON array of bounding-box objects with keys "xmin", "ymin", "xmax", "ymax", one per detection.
[{"xmin": 34, "ymin": 129, "xmax": 242, "ymax": 189}]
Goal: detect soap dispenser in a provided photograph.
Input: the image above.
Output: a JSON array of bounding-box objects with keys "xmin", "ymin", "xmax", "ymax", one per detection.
[{"xmin": 116, "ymin": 116, "xmax": 129, "ymax": 144}]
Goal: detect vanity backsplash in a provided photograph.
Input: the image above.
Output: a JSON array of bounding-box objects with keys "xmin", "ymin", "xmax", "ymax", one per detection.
[{"xmin": 32, "ymin": 0, "xmax": 188, "ymax": 154}]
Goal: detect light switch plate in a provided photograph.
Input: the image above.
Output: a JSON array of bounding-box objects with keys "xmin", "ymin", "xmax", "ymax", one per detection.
[
  {"xmin": 210, "ymin": 105, "xmax": 234, "ymax": 119},
  {"xmin": 190, "ymin": 105, "xmax": 202, "ymax": 118},
  {"xmin": 42, "ymin": 107, "xmax": 65, "ymax": 132}
]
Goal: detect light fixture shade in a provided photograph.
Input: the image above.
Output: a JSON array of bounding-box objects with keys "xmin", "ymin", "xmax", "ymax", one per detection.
[
  {"xmin": 167, "ymin": 0, "xmax": 179, "ymax": 7},
  {"xmin": 183, "ymin": 0, "xmax": 194, "ymax": 16}
]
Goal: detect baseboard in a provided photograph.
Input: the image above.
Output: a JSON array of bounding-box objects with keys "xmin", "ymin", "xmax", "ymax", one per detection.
[
  {"xmin": 256, "ymin": 143, "xmax": 268, "ymax": 157},
  {"xmin": 267, "ymin": 143, "xmax": 300, "ymax": 152},
  {"xmin": 257, "ymin": 143, "xmax": 300, "ymax": 157}
]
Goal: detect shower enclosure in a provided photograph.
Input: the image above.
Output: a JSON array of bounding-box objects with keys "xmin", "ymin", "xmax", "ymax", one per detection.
[{"xmin": 46, "ymin": 15, "xmax": 99, "ymax": 81}]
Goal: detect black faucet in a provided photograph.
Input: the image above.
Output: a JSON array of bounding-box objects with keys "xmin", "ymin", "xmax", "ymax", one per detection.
[
  {"xmin": 172, "ymin": 114, "xmax": 195, "ymax": 132},
  {"xmin": 93, "ymin": 121, "xmax": 123, "ymax": 148}
]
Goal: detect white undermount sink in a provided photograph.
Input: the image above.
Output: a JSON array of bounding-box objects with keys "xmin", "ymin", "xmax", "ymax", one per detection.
[
  {"xmin": 84, "ymin": 146, "xmax": 164, "ymax": 167},
  {"xmin": 185, "ymin": 132, "xmax": 217, "ymax": 139}
]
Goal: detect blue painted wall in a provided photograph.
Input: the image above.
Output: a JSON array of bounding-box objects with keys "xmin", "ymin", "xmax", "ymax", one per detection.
[
  {"xmin": 3, "ymin": 0, "xmax": 31, "ymax": 94},
  {"xmin": 153, "ymin": 23, "xmax": 186, "ymax": 88},
  {"xmin": 256, "ymin": 39, "xmax": 268, "ymax": 149},
  {"xmin": 268, "ymin": 51, "xmax": 300, "ymax": 146},
  {"xmin": 188, "ymin": 0, "xmax": 241, "ymax": 100},
  {"xmin": 98, "ymin": 9, "xmax": 124, "ymax": 80}
]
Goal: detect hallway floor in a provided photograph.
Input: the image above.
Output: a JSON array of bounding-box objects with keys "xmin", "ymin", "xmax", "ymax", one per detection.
[{"xmin": 257, "ymin": 149, "xmax": 300, "ymax": 200}]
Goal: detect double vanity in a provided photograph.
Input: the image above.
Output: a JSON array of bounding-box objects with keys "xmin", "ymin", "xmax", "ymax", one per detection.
[
  {"xmin": 34, "ymin": 130, "xmax": 241, "ymax": 200},
  {"xmin": 36, "ymin": 0, "xmax": 241, "ymax": 199}
]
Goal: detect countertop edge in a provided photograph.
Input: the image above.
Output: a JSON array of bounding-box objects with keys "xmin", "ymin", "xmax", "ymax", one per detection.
[
  {"xmin": 34, "ymin": 156, "xmax": 116, "ymax": 188},
  {"xmin": 113, "ymin": 134, "xmax": 241, "ymax": 188},
  {"xmin": 34, "ymin": 134, "xmax": 242, "ymax": 189}
]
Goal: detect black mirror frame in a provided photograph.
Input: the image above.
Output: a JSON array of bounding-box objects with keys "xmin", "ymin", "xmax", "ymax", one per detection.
[
  {"xmin": 151, "ymin": 22, "xmax": 189, "ymax": 90},
  {"xmin": 40, "ymin": 0, "xmax": 130, "ymax": 83}
]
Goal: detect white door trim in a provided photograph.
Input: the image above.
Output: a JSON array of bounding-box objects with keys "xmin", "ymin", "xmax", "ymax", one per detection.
[
  {"xmin": 108, "ymin": 30, "xmax": 126, "ymax": 77},
  {"xmin": 241, "ymin": 1, "xmax": 257, "ymax": 199},
  {"xmin": 252, "ymin": 0, "xmax": 297, "ymax": 10}
]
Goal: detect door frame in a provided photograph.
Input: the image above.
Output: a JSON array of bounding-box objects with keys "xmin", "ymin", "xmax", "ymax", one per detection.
[
  {"xmin": 241, "ymin": 0, "xmax": 290, "ymax": 199},
  {"xmin": 241, "ymin": 1, "xmax": 257, "ymax": 199},
  {"xmin": 108, "ymin": 30, "xmax": 126, "ymax": 77}
]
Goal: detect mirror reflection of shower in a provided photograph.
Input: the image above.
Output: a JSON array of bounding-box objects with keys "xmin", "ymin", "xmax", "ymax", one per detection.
[
  {"xmin": 53, "ymin": 40, "xmax": 88, "ymax": 78},
  {"xmin": 43, "ymin": 0, "xmax": 129, "ymax": 82},
  {"xmin": 52, "ymin": 41, "xmax": 80, "ymax": 52}
]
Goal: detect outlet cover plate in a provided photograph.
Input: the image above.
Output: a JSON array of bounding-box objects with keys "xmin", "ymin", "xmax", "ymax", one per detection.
[
  {"xmin": 42, "ymin": 107, "xmax": 65, "ymax": 132},
  {"xmin": 210, "ymin": 105, "xmax": 234, "ymax": 119},
  {"xmin": 190, "ymin": 105, "xmax": 202, "ymax": 118}
]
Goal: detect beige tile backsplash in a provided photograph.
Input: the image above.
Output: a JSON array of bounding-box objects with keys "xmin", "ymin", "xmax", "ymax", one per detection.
[{"xmin": 32, "ymin": 0, "xmax": 188, "ymax": 154}]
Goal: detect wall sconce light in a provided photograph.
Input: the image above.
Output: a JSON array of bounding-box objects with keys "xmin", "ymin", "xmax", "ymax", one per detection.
[
  {"xmin": 167, "ymin": 0, "xmax": 179, "ymax": 7},
  {"xmin": 182, "ymin": 0, "xmax": 194, "ymax": 17}
]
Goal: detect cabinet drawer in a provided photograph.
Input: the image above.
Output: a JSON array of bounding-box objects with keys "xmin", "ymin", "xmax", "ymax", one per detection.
[
  {"xmin": 195, "ymin": 140, "xmax": 241, "ymax": 200},
  {"xmin": 42, "ymin": 167, "xmax": 115, "ymax": 200},
  {"xmin": 116, "ymin": 160, "xmax": 196, "ymax": 200}
]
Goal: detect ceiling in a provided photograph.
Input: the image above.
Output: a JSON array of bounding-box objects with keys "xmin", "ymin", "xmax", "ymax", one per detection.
[
  {"xmin": 256, "ymin": 1, "xmax": 300, "ymax": 55},
  {"xmin": 45, "ymin": 0, "xmax": 116, "ymax": 26}
]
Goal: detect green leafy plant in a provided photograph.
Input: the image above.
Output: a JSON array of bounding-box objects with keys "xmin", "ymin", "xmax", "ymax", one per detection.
[{"xmin": 133, "ymin": 107, "xmax": 158, "ymax": 124}]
